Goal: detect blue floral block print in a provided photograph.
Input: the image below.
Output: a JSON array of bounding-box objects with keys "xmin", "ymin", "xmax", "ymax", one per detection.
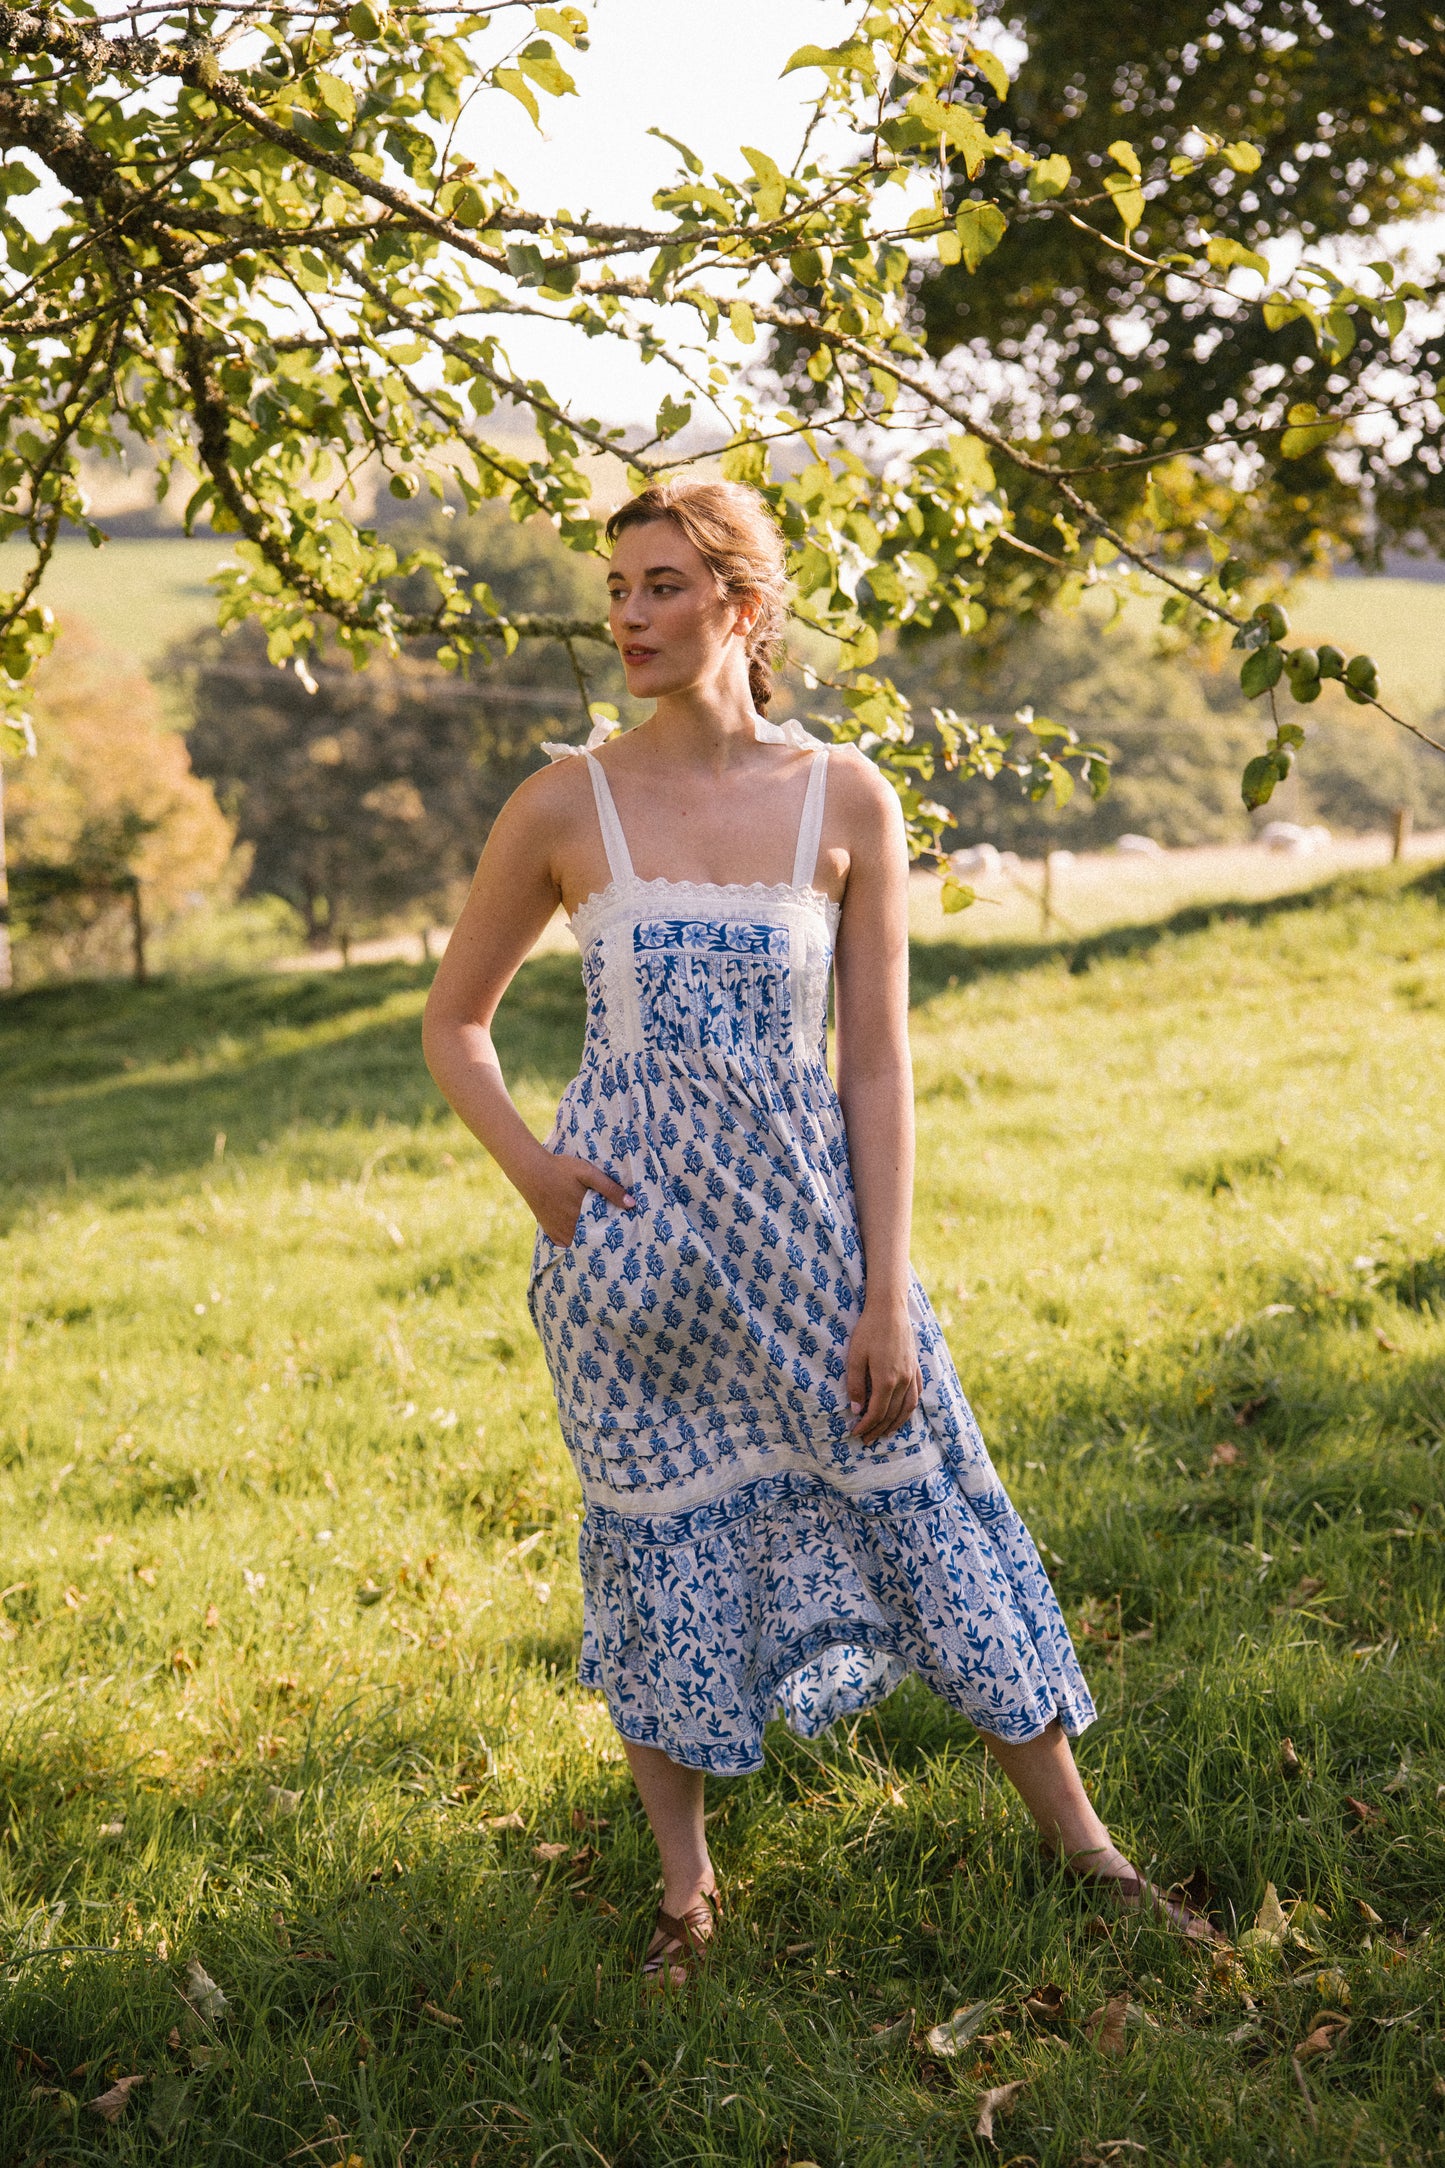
[{"xmin": 524, "ymin": 751, "xmax": 1096, "ymax": 1776}]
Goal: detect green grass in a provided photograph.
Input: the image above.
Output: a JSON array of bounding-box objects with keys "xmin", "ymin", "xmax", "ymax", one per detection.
[
  {"xmin": 0, "ymin": 538, "xmax": 237, "ymax": 671},
  {"xmin": 3, "ymin": 869, "xmax": 1445, "ymax": 2166}
]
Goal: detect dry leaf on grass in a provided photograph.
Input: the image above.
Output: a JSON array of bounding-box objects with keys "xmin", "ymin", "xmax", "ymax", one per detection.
[
  {"xmin": 266, "ymin": 1785, "xmax": 302, "ymax": 1816},
  {"xmin": 1280, "ymin": 1738, "xmax": 1303, "ymax": 1778},
  {"xmin": 1208, "ymin": 1440, "xmax": 1241, "ymax": 1471},
  {"xmin": 861, "ymin": 2009, "xmax": 914, "ymax": 2057},
  {"xmin": 1375, "ymin": 1325, "xmax": 1401, "ymax": 1354},
  {"xmin": 1021, "ymin": 1982, "xmax": 1067, "ymax": 2023},
  {"xmin": 570, "ymin": 1808, "xmax": 609, "ymax": 1833},
  {"xmin": 1084, "ymin": 1995, "xmax": 1130, "ymax": 2056},
  {"xmin": 86, "ymin": 2074, "xmax": 146, "ymax": 2122},
  {"xmin": 1295, "ymin": 2014, "xmax": 1350, "ymax": 2062},
  {"xmin": 1345, "ymin": 1795, "xmax": 1380, "ymax": 1827},
  {"xmin": 533, "ymin": 1841, "xmax": 570, "ymax": 1862},
  {"xmin": 182, "ymin": 1958, "xmax": 229, "ymax": 2022},
  {"xmin": 1383, "ymin": 1756, "xmax": 1414, "ymax": 1795},
  {"xmin": 1238, "ymin": 1881, "xmax": 1290, "ymax": 1954},
  {"xmin": 98, "ymin": 1820, "xmax": 125, "ymax": 1840},
  {"xmin": 925, "ymin": 1999, "xmax": 993, "ymax": 2056},
  {"xmin": 483, "ymin": 1811, "xmax": 525, "ymax": 1833},
  {"xmin": 422, "ymin": 2001, "xmax": 462, "ymax": 2029},
  {"xmin": 974, "ymin": 2078, "xmax": 1026, "ymax": 2143},
  {"xmin": 1356, "ymin": 1899, "xmax": 1384, "ymax": 1926}
]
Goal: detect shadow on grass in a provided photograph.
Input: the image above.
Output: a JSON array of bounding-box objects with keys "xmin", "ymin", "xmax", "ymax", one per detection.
[
  {"xmin": 909, "ymin": 857, "xmax": 1445, "ymax": 1008},
  {"xmin": 0, "ymin": 952, "xmax": 587, "ymax": 1204}
]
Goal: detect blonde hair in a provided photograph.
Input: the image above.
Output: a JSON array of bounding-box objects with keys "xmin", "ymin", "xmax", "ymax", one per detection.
[{"xmin": 604, "ymin": 479, "xmax": 789, "ymax": 713}]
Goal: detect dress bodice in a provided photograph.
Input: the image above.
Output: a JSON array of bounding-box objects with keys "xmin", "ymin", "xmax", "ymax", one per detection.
[{"xmin": 568, "ymin": 750, "xmax": 839, "ymax": 1068}]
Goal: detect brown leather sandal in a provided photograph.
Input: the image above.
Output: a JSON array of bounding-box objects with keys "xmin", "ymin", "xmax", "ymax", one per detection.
[
  {"xmin": 640, "ymin": 1884, "xmax": 721, "ymax": 1988},
  {"xmin": 1095, "ymin": 1867, "xmax": 1228, "ymax": 1946}
]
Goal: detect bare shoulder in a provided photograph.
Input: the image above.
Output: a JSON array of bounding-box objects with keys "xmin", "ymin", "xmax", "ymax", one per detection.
[
  {"xmin": 488, "ymin": 753, "xmax": 594, "ymax": 857},
  {"xmin": 824, "ymin": 742, "xmax": 907, "ymax": 844}
]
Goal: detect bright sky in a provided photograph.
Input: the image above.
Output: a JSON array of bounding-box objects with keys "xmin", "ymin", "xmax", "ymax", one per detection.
[{"xmin": 468, "ymin": 0, "xmax": 857, "ymax": 423}]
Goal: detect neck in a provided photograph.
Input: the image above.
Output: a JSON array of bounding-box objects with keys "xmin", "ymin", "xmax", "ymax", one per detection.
[{"xmin": 644, "ymin": 666, "xmax": 763, "ymax": 769}]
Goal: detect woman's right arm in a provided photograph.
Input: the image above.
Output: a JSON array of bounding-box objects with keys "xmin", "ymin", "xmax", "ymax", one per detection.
[{"xmin": 422, "ymin": 768, "xmax": 634, "ymax": 1244}]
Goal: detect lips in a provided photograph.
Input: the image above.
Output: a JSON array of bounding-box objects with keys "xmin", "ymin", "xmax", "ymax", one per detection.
[{"xmin": 623, "ymin": 646, "xmax": 658, "ymax": 662}]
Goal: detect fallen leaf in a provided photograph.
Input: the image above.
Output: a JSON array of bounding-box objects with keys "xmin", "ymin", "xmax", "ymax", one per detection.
[
  {"xmin": 98, "ymin": 1819, "xmax": 125, "ymax": 1840},
  {"xmin": 925, "ymin": 1999, "xmax": 993, "ymax": 2057},
  {"xmin": 169, "ymin": 1646, "xmax": 195, "ymax": 1674},
  {"xmin": 1208, "ymin": 1440, "xmax": 1241, "ymax": 1471},
  {"xmin": 267, "ymin": 1785, "xmax": 302, "ymax": 1816},
  {"xmin": 533, "ymin": 1841, "xmax": 570, "ymax": 1862},
  {"xmin": 1021, "ymin": 1982, "xmax": 1067, "ymax": 2022},
  {"xmin": 1356, "ymin": 1899, "xmax": 1383, "ymax": 1926},
  {"xmin": 202, "ymin": 1603, "xmax": 221, "ymax": 1630},
  {"xmin": 357, "ymin": 1579, "xmax": 387, "ymax": 1605},
  {"xmin": 1084, "ymin": 1994, "xmax": 1130, "ymax": 2056},
  {"xmin": 1312, "ymin": 1967, "xmax": 1351, "ymax": 2007},
  {"xmin": 1234, "ymin": 1394, "xmax": 1271, "ymax": 1427},
  {"xmin": 886, "ymin": 1784, "xmax": 907, "ymax": 1808},
  {"xmin": 1295, "ymin": 2014, "xmax": 1349, "ymax": 2062},
  {"xmin": 134, "ymin": 1565, "xmax": 158, "ymax": 1588},
  {"xmin": 975, "ymin": 2078, "xmax": 1026, "ymax": 2142},
  {"xmin": 1280, "ymin": 1738, "xmax": 1302, "ymax": 1778},
  {"xmin": 566, "ymin": 1843, "xmax": 599, "ymax": 1875},
  {"xmin": 570, "ymin": 1808, "xmax": 609, "ymax": 1833},
  {"xmin": 783, "ymin": 1941, "xmax": 815, "ymax": 1959},
  {"xmin": 86, "ymin": 2073, "xmax": 146, "ymax": 2122},
  {"xmin": 166, "ymin": 2027, "xmax": 182, "ymax": 2051},
  {"xmin": 422, "ymin": 2001, "xmax": 462, "ymax": 2029},
  {"xmin": 1375, "ymin": 1326, "xmax": 1400, "ymax": 1354},
  {"xmin": 483, "ymin": 1811, "xmax": 525, "ymax": 1833},
  {"xmin": 272, "ymin": 1911, "xmax": 291, "ymax": 1952},
  {"xmin": 1288, "ymin": 1575, "xmax": 1325, "ymax": 1606},
  {"xmin": 862, "ymin": 2009, "xmax": 914, "ymax": 2056},
  {"xmin": 1383, "ymin": 1756, "xmax": 1414, "ymax": 1795},
  {"xmin": 183, "ymin": 1958, "xmax": 229, "ymax": 2022},
  {"xmin": 1236, "ymin": 1881, "xmax": 1289, "ymax": 1955},
  {"xmin": 1344, "ymin": 1796, "xmax": 1380, "ymax": 1827}
]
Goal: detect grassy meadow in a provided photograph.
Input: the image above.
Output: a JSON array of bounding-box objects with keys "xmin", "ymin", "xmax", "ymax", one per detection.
[{"xmin": 2, "ymin": 867, "xmax": 1445, "ymax": 2166}]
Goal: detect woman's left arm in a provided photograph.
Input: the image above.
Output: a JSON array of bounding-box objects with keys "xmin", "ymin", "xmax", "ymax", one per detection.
[{"xmin": 830, "ymin": 757, "xmax": 923, "ymax": 1445}]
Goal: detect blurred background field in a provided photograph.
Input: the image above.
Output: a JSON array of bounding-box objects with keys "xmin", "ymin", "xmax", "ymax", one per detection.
[{"xmin": 2, "ymin": 863, "xmax": 1445, "ymax": 2164}]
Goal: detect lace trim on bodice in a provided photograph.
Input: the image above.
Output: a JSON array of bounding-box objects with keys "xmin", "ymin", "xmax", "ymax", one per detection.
[{"xmin": 569, "ymin": 873, "xmax": 840, "ymax": 958}]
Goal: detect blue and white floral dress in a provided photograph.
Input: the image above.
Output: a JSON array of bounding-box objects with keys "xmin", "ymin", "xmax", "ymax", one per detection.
[{"xmin": 527, "ymin": 725, "xmax": 1095, "ymax": 1775}]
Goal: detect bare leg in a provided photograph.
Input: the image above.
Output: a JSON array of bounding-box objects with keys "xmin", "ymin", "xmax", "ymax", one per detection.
[
  {"xmin": 980, "ymin": 1719, "xmax": 1222, "ymax": 1941},
  {"xmin": 979, "ymin": 1719, "xmax": 1131, "ymax": 1876},
  {"xmin": 622, "ymin": 1738, "xmax": 714, "ymax": 1916}
]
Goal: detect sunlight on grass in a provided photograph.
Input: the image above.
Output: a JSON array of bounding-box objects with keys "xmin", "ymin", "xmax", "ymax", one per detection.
[{"xmin": 2, "ymin": 867, "xmax": 1444, "ymax": 2164}]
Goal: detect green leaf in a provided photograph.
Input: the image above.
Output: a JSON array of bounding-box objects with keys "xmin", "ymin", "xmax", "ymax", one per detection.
[
  {"xmin": 741, "ymin": 146, "xmax": 787, "ymax": 222},
  {"xmin": 729, "ymin": 299, "xmax": 756, "ymax": 345},
  {"xmin": 492, "ymin": 66, "xmax": 539, "ymax": 124},
  {"xmin": 941, "ymin": 877, "xmax": 977, "ymax": 914},
  {"xmin": 1104, "ymin": 172, "xmax": 1145, "ymax": 235},
  {"xmin": 949, "ymin": 434, "xmax": 996, "ymax": 495},
  {"xmin": 311, "ymin": 70, "xmax": 356, "ymax": 125},
  {"xmin": 1280, "ymin": 403, "xmax": 1342, "ymax": 460},
  {"xmin": 781, "ymin": 39, "xmax": 876, "ymax": 84},
  {"xmin": 518, "ymin": 41, "xmax": 576, "ymax": 97},
  {"xmin": 954, "ymin": 201, "xmax": 1007, "ymax": 272},
  {"xmin": 1206, "ymin": 236, "xmax": 1269, "ymax": 279},
  {"xmin": 1240, "ymin": 643, "xmax": 1284, "ymax": 697},
  {"xmin": 1241, "ymin": 753, "xmax": 1281, "ymax": 810},
  {"xmin": 534, "ymin": 5, "xmax": 585, "ymax": 46},
  {"xmin": 648, "ymin": 127, "xmax": 702, "ymax": 176},
  {"xmin": 965, "ymin": 42, "xmax": 1009, "ymax": 101},
  {"xmin": 1107, "ymin": 138, "xmax": 1141, "ymax": 176},
  {"xmin": 1026, "ymin": 153, "xmax": 1070, "ymax": 201},
  {"xmin": 656, "ymin": 394, "xmax": 691, "ymax": 439},
  {"xmin": 907, "ymin": 89, "xmax": 993, "ymax": 177},
  {"xmin": 1222, "ymin": 140, "xmax": 1262, "ymax": 173},
  {"xmin": 347, "ymin": 1, "xmax": 383, "ymax": 37},
  {"xmin": 1263, "ymin": 295, "xmax": 1308, "ymax": 332}
]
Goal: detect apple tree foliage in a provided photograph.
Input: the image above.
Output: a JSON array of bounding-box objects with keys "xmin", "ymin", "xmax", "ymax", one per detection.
[{"xmin": 0, "ymin": 0, "xmax": 1441, "ymax": 881}]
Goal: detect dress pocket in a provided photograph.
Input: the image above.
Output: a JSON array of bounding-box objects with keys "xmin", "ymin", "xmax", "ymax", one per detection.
[{"xmin": 528, "ymin": 1183, "xmax": 609, "ymax": 1290}]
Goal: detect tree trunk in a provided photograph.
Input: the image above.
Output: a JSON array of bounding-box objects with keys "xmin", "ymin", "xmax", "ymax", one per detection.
[
  {"xmin": 0, "ymin": 762, "xmax": 11, "ymax": 994},
  {"xmin": 129, "ymin": 877, "xmax": 147, "ymax": 985}
]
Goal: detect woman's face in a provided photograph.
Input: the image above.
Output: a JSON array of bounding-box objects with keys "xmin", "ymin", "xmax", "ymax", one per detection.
[{"xmin": 606, "ymin": 518, "xmax": 753, "ymax": 703}]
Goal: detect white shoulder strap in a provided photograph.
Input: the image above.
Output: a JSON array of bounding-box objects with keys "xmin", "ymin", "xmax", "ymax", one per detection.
[
  {"xmin": 583, "ymin": 754, "xmax": 636, "ymax": 884},
  {"xmin": 791, "ymin": 748, "xmax": 830, "ymax": 891}
]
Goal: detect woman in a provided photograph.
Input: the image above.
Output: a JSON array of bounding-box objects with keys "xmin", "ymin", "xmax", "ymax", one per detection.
[{"xmin": 423, "ymin": 480, "xmax": 1216, "ymax": 1981}]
